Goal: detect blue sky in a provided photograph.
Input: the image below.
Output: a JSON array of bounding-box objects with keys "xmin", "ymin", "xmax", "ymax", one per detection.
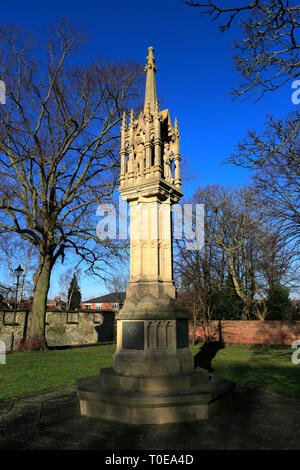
[{"xmin": 1, "ymin": 0, "xmax": 296, "ymax": 300}]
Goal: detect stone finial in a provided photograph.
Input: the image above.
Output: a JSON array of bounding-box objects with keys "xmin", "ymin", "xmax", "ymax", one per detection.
[
  {"xmin": 129, "ymin": 109, "xmax": 135, "ymax": 127},
  {"xmin": 144, "ymin": 46, "xmax": 157, "ymax": 72},
  {"xmin": 121, "ymin": 111, "xmax": 127, "ymax": 131},
  {"xmin": 144, "ymin": 46, "xmax": 157, "ymax": 114}
]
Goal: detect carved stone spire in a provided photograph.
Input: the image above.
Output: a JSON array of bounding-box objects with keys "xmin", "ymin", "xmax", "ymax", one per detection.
[{"xmin": 144, "ymin": 46, "xmax": 157, "ymax": 114}]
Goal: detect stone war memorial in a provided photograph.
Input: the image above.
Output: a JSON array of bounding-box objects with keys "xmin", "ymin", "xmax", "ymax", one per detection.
[{"xmin": 77, "ymin": 47, "xmax": 235, "ymax": 424}]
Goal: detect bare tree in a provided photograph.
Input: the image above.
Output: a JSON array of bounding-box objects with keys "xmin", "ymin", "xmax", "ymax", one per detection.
[
  {"xmin": 184, "ymin": 0, "xmax": 300, "ymax": 252},
  {"xmin": 175, "ymin": 255, "xmax": 210, "ymax": 345},
  {"xmin": 185, "ymin": 0, "xmax": 300, "ymax": 100},
  {"xmin": 0, "ymin": 22, "xmax": 143, "ymax": 347},
  {"xmin": 0, "ymin": 282, "xmax": 13, "ymax": 307},
  {"xmin": 58, "ymin": 268, "xmax": 73, "ymax": 304},
  {"xmin": 229, "ymin": 117, "xmax": 300, "ymax": 253},
  {"xmin": 255, "ymin": 229, "xmax": 299, "ymax": 292},
  {"xmin": 0, "ymin": 234, "xmax": 37, "ymax": 301},
  {"xmin": 204, "ymin": 186, "xmax": 269, "ymax": 319},
  {"xmin": 175, "ymin": 184, "xmax": 299, "ymax": 321},
  {"xmin": 174, "ymin": 186, "xmax": 226, "ymax": 329},
  {"xmin": 104, "ymin": 265, "xmax": 129, "ymax": 304}
]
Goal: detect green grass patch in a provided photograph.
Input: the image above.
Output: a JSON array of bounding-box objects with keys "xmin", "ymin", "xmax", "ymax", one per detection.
[
  {"xmin": 193, "ymin": 344, "xmax": 300, "ymax": 398},
  {"xmin": 0, "ymin": 344, "xmax": 116, "ymax": 401},
  {"xmin": 0, "ymin": 343, "xmax": 300, "ymax": 401}
]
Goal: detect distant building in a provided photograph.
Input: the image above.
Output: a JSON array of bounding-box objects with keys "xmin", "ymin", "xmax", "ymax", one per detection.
[
  {"xmin": 47, "ymin": 296, "xmax": 66, "ymax": 310},
  {"xmin": 82, "ymin": 292, "xmax": 126, "ymax": 312}
]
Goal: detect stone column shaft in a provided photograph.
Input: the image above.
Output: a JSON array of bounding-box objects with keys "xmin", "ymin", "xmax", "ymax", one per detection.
[
  {"xmin": 129, "ymin": 199, "xmax": 173, "ymax": 284},
  {"xmin": 154, "ymin": 139, "xmax": 162, "ymax": 176}
]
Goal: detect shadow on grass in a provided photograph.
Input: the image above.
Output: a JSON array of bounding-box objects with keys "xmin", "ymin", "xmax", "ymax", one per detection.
[
  {"xmin": 193, "ymin": 320, "xmax": 225, "ymax": 372},
  {"xmin": 48, "ymin": 342, "xmax": 115, "ymax": 351},
  {"xmin": 212, "ymin": 349, "xmax": 300, "ymax": 397},
  {"xmin": 194, "ymin": 341, "xmax": 225, "ymax": 372}
]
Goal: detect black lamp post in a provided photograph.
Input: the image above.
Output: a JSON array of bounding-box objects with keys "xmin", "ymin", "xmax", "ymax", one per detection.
[{"xmin": 10, "ymin": 264, "xmax": 24, "ymax": 352}]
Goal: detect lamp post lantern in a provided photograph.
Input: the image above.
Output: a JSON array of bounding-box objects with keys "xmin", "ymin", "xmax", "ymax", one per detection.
[{"xmin": 10, "ymin": 264, "xmax": 23, "ymax": 352}]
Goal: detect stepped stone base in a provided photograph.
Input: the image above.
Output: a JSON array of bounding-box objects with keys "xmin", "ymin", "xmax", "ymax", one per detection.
[{"xmin": 77, "ymin": 367, "xmax": 235, "ymax": 425}]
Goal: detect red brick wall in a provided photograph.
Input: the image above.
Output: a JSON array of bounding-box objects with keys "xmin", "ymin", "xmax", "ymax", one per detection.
[
  {"xmin": 82, "ymin": 302, "xmax": 115, "ymax": 310},
  {"xmin": 189, "ymin": 320, "xmax": 300, "ymax": 345}
]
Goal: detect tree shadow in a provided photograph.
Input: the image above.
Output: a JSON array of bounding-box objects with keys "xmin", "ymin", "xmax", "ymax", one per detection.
[
  {"xmin": 194, "ymin": 320, "xmax": 225, "ymax": 372},
  {"xmin": 194, "ymin": 340, "xmax": 225, "ymax": 372},
  {"xmin": 95, "ymin": 312, "xmax": 115, "ymax": 343}
]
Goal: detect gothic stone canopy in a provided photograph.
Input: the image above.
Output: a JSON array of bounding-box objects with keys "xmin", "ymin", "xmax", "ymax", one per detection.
[{"xmin": 119, "ymin": 47, "xmax": 182, "ymax": 204}]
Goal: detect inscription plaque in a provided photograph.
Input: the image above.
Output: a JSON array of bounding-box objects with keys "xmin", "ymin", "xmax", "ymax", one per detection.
[
  {"xmin": 122, "ymin": 321, "xmax": 144, "ymax": 350},
  {"xmin": 176, "ymin": 319, "xmax": 189, "ymax": 349}
]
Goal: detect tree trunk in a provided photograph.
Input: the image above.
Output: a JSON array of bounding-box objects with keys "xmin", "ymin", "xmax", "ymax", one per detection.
[{"xmin": 28, "ymin": 253, "xmax": 52, "ymax": 348}]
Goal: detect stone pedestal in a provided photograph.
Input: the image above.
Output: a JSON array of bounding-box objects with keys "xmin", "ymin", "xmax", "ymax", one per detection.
[
  {"xmin": 77, "ymin": 294, "xmax": 235, "ymax": 424},
  {"xmin": 77, "ymin": 368, "xmax": 234, "ymax": 425},
  {"xmin": 113, "ymin": 293, "xmax": 193, "ymax": 376}
]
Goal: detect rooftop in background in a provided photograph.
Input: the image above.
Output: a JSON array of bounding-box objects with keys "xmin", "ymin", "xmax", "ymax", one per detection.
[
  {"xmin": 83, "ymin": 292, "xmax": 126, "ymax": 304},
  {"xmin": 47, "ymin": 296, "xmax": 66, "ymax": 310}
]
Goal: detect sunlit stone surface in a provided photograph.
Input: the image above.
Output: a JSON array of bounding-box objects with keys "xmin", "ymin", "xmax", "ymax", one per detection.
[{"xmin": 77, "ymin": 47, "xmax": 234, "ymax": 424}]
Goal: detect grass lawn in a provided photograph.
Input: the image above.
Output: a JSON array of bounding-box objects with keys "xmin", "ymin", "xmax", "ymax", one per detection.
[
  {"xmin": 1, "ymin": 343, "xmax": 300, "ymax": 401},
  {"xmin": 0, "ymin": 344, "xmax": 116, "ymax": 401},
  {"xmin": 193, "ymin": 344, "xmax": 300, "ymax": 398}
]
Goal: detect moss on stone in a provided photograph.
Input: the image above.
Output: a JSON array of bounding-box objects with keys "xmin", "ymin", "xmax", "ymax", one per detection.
[{"xmin": 47, "ymin": 323, "xmax": 66, "ymax": 337}]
